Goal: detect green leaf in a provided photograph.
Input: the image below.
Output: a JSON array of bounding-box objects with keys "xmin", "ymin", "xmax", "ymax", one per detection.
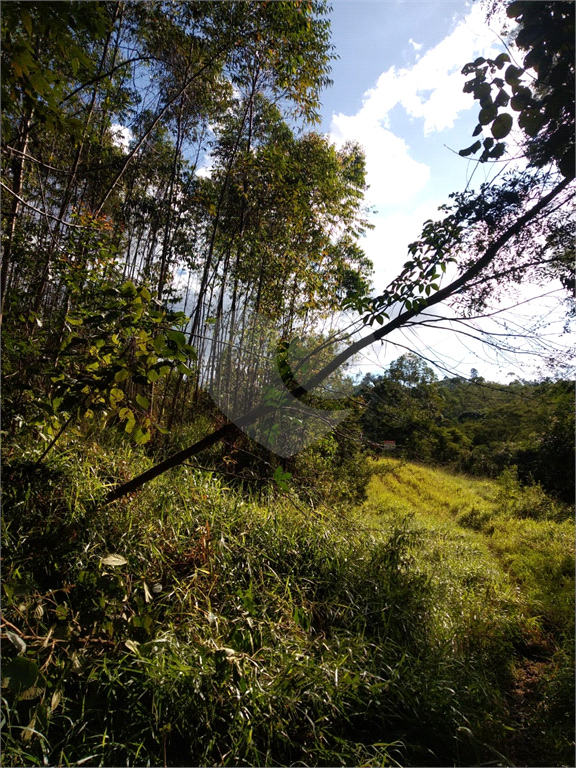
[
  {"xmin": 20, "ymin": 8, "xmax": 33, "ymax": 36},
  {"xmin": 2, "ymin": 657, "xmax": 39, "ymax": 694},
  {"xmin": 474, "ymin": 82, "xmax": 491, "ymax": 101},
  {"xmin": 133, "ymin": 427, "xmax": 151, "ymax": 445},
  {"xmin": 273, "ymin": 466, "xmax": 292, "ymax": 492},
  {"xmin": 120, "ymin": 281, "xmax": 137, "ymax": 296},
  {"xmin": 101, "ymin": 554, "xmax": 127, "ymax": 567},
  {"xmin": 505, "ymin": 64, "xmax": 523, "ymax": 85},
  {"xmin": 65, "ymin": 315, "xmax": 83, "ymax": 326},
  {"xmin": 494, "ymin": 52, "xmax": 510, "ymax": 69},
  {"xmin": 494, "ymin": 89, "xmax": 510, "ymax": 108},
  {"xmin": 478, "ymin": 105, "xmax": 498, "ymax": 125},
  {"xmin": 459, "ymin": 140, "xmax": 482, "ymax": 157},
  {"xmin": 506, "ymin": 1, "xmax": 527, "ymax": 18},
  {"xmin": 488, "ymin": 142, "xmax": 506, "ymax": 160},
  {"xmin": 518, "ymin": 109, "xmax": 544, "ymax": 137},
  {"xmin": 167, "ymin": 330, "xmax": 186, "ymax": 348},
  {"xmin": 136, "ymin": 394, "xmax": 150, "ymax": 410},
  {"xmin": 114, "ymin": 368, "xmax": 130, "ymax": 383},
  {"xmin": 491, "ymin": 113, "xmax": 513, "ymax": 140}
]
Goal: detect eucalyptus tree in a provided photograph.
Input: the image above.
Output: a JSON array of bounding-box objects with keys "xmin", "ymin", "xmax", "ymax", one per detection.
[{"xmin": 3, "ymin": 0, "xmax": 356, "ymax": 451}]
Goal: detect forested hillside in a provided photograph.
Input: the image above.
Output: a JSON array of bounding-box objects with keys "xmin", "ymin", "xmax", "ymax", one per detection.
[
  {"xmin": 1, "ymin": 1, "xmax": 574, "ymax": 766},
  {"xmin": 361, "ymin": 354, "xmax": 575, "ymax": 502}
]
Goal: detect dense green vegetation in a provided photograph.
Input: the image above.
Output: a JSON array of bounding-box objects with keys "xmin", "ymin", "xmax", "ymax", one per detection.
[
  {"xmin": 2, "ymin": 1, "xmax": 574, "ymax": 765},
  {"xmin": 361, "ymin": 353, "xmax": 575, "ymax": 503},
  {"xmin": 2, "ymin": 435, "xmax": 574, "ymax": 767}
]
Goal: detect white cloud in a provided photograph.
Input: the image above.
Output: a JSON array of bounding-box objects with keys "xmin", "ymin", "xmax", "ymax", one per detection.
[
  {"xmin": 196, "ymin": 161, "xmax": 213, "ymax": 179},
  {"xmin": 362, "ymin": 199, "xmax": 448, "ymax": 293},
  {"xmin": 408, "ymin": 38, "xmax": 422, "ymax": 51},
  {"xmin": 331, "ymin": 112, "xmax": 430, "ymax": 207},
  {"xmin": 111, "ymin": 124, "xmax": 132, "ymax": 152},
  {"xmin": 329, "ymin": 3, "xmax": 507, "ymax": 207}
]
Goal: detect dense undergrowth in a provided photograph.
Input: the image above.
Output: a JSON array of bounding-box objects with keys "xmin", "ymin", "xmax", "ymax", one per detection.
[{"xmin": 1, "ymin": 435, "xmax": 574, "ymax": 767}]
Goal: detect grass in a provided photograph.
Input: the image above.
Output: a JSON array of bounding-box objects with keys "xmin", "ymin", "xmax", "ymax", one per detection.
[
  {"xmin": 365, "ymin": 458, "xmax": 575, "ymax": 636},
  {"xmin": 1, "ymin": 439, "xmax": 574, "ymax": 767}
]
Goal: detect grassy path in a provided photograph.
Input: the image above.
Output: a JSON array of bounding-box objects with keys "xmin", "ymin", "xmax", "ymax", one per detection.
[{"xmin": 356, "ymin": 457, "xmax": 575, "ymax": 767}]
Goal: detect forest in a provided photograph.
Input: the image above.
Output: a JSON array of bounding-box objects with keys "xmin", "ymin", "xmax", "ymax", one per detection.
[{"xmin": 1, "ymin": 1, "xmax": 574, "ymax": 766}]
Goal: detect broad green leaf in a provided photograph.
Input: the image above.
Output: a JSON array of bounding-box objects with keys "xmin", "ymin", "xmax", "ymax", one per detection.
[
  {"xmin": 494, "ymin": 52, "xmax": 510, "ymax": 69},
  {"xmin": 474, "ymin": 82, "xmax": 491, "ymax": 101},
  {"xmin": 136, "ymin": 394, "xmax": 150, "ymax": 410},
  {"xmin": 494, "ymin": 89, "xmax": 510, "ymax": 108},
  {"xmin": 505, "ymin": 64, "xmax": 523, "ymax": 85},
  {"xmin": 459, "ymin": 140, "xmax": 482, "ymax": 157},
  {"xmin": 478, "ymin": 105, "xmax": 497, "ymax": 125},
  {"xmin": 114, "ymin": 368, "xmax": 130, "ymax": 383},
  {"xmin": 124, "ymin": 417, "xmax": 135, "ymax": 434},
  {"xmin": 491, "ymin": 112, "xmax": 513, "ymax": 140},
  {"xmin": 167, "ymin": 330, "xmax": 186, "ymax": 348},
  {"xmin": 506, "ymin": 0, "xmax": 526, "ymax": 17},
  {"xmin": 133, "ymin": 427, "xmax": 151, "ymax": 445},
  {"xmin": 121, "ymin": 281, "xmax": 137, "ymax": 296},
  {"xmin": 489, "ymin": 142, "xmax": 507, "ymax": 159},
  {"xmin": 147, "ymin": 369, "xmax": 159, "ymax": 383}
]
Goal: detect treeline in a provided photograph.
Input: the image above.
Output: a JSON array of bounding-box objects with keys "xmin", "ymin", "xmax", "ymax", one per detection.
[
  {"xmin": 2, "ymin": 1, "xmax": 372, "ymax": 449},
  {"xmin": 361, "ymin": 353, "xmax": 575, "ymax": 503}
]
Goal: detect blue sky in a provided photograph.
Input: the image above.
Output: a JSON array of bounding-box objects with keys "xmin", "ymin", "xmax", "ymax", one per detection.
[{"xmin": 321, "ymin": 1, "xmax": 506, "ymax": 282}]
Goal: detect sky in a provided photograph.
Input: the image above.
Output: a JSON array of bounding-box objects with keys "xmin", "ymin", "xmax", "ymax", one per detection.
[{"xmin": 314, "ymin": 0, "xmax": 569, "ymax": 382}]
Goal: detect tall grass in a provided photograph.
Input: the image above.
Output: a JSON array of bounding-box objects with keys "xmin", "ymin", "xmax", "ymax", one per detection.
[
  {"xmin": 366, "ymin": 458, "xmax": 575, "ymax": 636},
  {"xmin": 2, "ymin": 443, "xmax": 574, "ymax": 766}
]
